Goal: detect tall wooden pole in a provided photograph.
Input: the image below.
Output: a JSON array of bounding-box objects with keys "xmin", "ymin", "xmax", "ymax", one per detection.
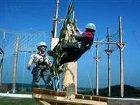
[
  {"xmin": 52, "ymin": 0, "xmax": 60, "ymax": 38},
  {"xmin": 51, "ymin": 0, "xmax": 60, "ymax": 50},
  {"xmin": 118, "ymin": 16, "xmax": 125, "ymax": 98},
  {"xmin": 12, "ymin": 35, "xmax": 19, "ymax": 93},
  {"xmin": 51, "ymin": 0, "xmax": 60, "ymax": 91},
  {"xmin": 94, "ymin": 42, "xmax": 100, "ymax": 96},
  {"xmin": 105, "ymin": 28, "xmax": 113, "ymax": 97},
  {"xmin": 0, "ymin": 32, "xmax": 6, "ymax": 85}
]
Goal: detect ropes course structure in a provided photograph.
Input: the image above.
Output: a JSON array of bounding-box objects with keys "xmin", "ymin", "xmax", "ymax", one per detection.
[
  {"xmin": 0, "ymin": 0, "xmax": 127, "ymax": 100},
  {"xmin": 1, "ymin": 0, "xmax": 140, "ymax": 104},
  {"xmin": 0, "ymin": 0, "xmax": 126, "ymax": 97}
]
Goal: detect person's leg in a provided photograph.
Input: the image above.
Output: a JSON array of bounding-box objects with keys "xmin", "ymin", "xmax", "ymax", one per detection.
[
  {"xmin": 32, "ymin": 67, "xmax": 41, "ymax": 88},
  {"xmin": 42, "ymin": 69, "xmax": 53, "ymax": 90},
  {"xmin": 59, "ymin": 52, "xmax": 76, "ymax": 65},
  {"xmin": 62, "ymin": 42, "xmax": 79, "ymax": 52},
  {"xmin": 59, "ymin": 42, "xmax": 80, "ymax": 65}
]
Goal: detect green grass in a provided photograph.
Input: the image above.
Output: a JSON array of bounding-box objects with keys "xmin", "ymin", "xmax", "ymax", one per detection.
[{"xmin": 0, "ymin": 97, "xmax": 38, "ymax": 105}]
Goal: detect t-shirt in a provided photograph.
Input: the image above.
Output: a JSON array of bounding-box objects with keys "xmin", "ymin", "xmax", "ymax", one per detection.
[
  {"xmin": 82, "ymin": 31, "xmax": 94, "ymax": 46},
  {"xmin": 28, "ymin": 53, "xmax": 52, "ymax": 69}
]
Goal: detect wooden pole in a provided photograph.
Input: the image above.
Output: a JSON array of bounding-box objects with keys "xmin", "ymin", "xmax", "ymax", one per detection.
[
  {"xmin": 94, "ymin": 42, "xmax": 100, "ymax": 96},
  {"xmin": 107, "ymin": 28, "xmax": 111, "ymax": 97},
  {"xmin": 51, "ymin": 0, "xmax": 60, "ymax": 90},
  {"xmin": 0, "ymin": 32, "xmax": 6, "ymax": 85},
  {"xmin": 52, "ymin": 0, "xmax": 60, "ymax": 38},
  {"xmin": 12, "ymin": 35, "xmax": 19, "ymax": 93},
  {"xmin": 105, "ymin": 28, "xmax": 113, "ymax": 97},
  {"xmin": 118, "ymin": 16, "xmax": 125, "ymax": 98}
]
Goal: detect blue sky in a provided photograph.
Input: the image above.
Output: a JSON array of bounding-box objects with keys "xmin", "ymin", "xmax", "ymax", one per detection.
[{"xmin": 0, "ymin": 0, "xmax": 140, "ymax": 88}]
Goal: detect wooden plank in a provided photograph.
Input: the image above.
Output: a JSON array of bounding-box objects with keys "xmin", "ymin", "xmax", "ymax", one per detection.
[
  {"xmin": 33, "ymin": 93, "xmax": 107, "ymax": 105},
  {"xmin": 33, "ymin": 88, "xmax": 66, "ymax": 97},
  {"xmin": 75, "ymin": 94, "xmax": 84, "ymax": 99},
  {"xmin": 33, "ymin": 88, "xmax": 108, "ymax": 105},
  {"xmin": 75, "ymin": 94, "xmax": 108, "ymax": 102},
  {"xmin": 92, "ymin": 96, "xmax": 108, "ymax": 102},
  {"xmin": 33, "ymin": 88, "xmax": 108, "ymax": 102},
  {"xmin": 84, "ymin": 95, "xmax": 93, "ymax": 100},
  {"xmin": 39, "ymin": 100, "xmax": 51, "ymax": 105}
]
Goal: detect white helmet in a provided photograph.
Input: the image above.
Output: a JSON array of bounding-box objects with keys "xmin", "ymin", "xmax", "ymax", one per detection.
[
  {"xmin": 86, "ymin": 23, "xmax": 96, "ymax": 31},
  {"xmin": 37, "ymin": 41, "xmax": 47, "ymax": 49}
]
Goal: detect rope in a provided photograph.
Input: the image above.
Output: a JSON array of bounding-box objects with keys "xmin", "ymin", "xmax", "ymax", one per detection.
[{"xmin": 51, "ymin": 0, "xmax": 77, "ymax": 90}]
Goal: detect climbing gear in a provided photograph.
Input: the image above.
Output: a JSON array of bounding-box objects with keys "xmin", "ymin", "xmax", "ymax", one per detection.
[
  {"xmin": 37, "ymin": 41, "xmax": 47, "ymax": 49},
  {"xmin": 51, "ymin": 0, "xmax": 77, "ymax": 90},
  {"xmin": 86, "ymin": 23, "xmax": 96, "ymax": 31}
]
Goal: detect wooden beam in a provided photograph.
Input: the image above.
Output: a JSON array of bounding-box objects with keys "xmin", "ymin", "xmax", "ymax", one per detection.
[
  {"xmin": 33, "ymin": 93, "xmax": 107, "ymax": 105},
  {"xmin": 92, "ymin": 96, "xmax": 108, "ymax": 102},
  {"xmin": 38, "ymin": 100, "xmax": 51, "ymax": 105},
  {"xmin": 33, "ymin": 88, "xmax": 108, "ymax": 102},
  {"xmin": 33, "ymin": 88, "xmax": 66, "ymax": 97},
  {"xmin": 33, "ymin": 88, "xmax": 108, "ymax": 105}
]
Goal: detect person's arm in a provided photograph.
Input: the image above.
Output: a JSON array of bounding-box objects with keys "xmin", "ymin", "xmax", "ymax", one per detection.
[
  {"xmin": 75, "ymin": 33, "xmax": 85, "ymax": 41},
  {"xmin": 45, "ymin": 57, "xmax": 52, "ymax": 68},
  {"xmin": 27, "ymin": 54, "xmax": 34, "ymax": 70},
  {"xmin": 71, "ymin": 26, "xmax": 85, "ymax": 41}
]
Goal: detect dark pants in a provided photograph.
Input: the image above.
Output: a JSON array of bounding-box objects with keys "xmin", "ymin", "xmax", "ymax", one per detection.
[
  {"xmin": 59, "ymin": 42, "xmax": 86, "ymax": 65},
  {"xmin": 32, "ymin": 65, "xmax": 52, "ymax": 89}
]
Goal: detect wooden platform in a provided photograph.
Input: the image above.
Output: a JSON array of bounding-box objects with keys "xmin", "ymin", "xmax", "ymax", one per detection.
[{"xmin": 33, "ymin": 88, "xmax": 108, "ymax": 105}]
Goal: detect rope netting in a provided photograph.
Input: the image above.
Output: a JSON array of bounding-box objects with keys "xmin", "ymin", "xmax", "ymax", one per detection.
[{"xmin": 0, "ymin": 30, "xmax": 50, "ymax": 92}]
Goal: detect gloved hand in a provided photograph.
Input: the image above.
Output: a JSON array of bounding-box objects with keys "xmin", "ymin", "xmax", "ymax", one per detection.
[{"xmin": 39, "ymin": 57, "xmax": 44, "ymax": 63}]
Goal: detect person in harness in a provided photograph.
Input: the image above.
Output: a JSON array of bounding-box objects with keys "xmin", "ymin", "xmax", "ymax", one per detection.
[
  {"xmin": 59, "ymin": 23, "xmax": 96, "ymax": 65},
  {"xmin": 27, "ymin": 42, "xmax": 52, "ymax": 89}
]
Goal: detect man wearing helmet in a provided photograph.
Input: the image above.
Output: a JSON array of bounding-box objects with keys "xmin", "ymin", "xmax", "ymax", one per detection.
[
  {"xmin": 60, "ymin": 23, "xmax": 96, "ymax": 65},
  {"xmin": 27, "ymin": 42, "xmax": 52, "ymax": 89}
]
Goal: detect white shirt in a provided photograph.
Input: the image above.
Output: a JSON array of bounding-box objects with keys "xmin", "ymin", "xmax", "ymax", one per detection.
[{"xmin": 27, "ymin": 53, "xmax": 52, "ymax": 69}]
